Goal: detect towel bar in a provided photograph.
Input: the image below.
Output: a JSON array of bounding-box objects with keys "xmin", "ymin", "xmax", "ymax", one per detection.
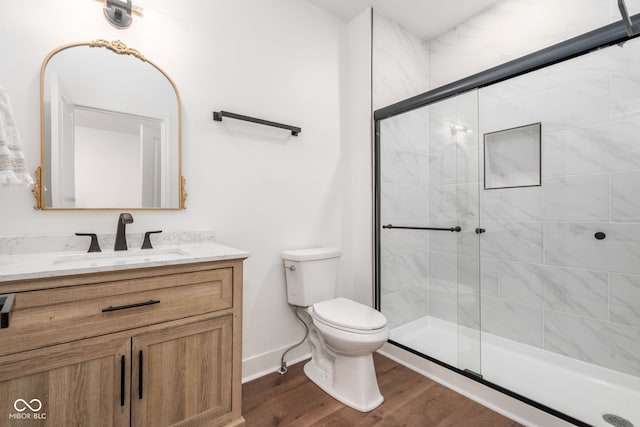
[{"xmin": 213, "ymin": 110, "xmax": 301, "ymax": 136}]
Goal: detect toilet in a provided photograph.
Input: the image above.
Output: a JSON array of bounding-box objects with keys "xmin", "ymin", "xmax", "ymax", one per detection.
[{"xmin": 282, "ymin": 247, "xmax": 389, "ymax": 412}]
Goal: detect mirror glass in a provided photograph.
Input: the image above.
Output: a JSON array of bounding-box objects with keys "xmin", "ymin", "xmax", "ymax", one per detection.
[{"xmin": 39, "ymin": 40, "xmax": 184, "ymax": 209}]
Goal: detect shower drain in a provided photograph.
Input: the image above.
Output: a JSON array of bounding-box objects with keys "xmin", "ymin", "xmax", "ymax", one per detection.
[{"xmin": 603, "ymin": 414, "xmax": 634, "ymax": 427}]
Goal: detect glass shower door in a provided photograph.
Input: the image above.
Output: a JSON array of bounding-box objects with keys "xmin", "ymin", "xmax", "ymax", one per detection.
[
  {"xmin": 377, "ymin": 89, "xmax": 481, "ymax": 374},
  {"xmin": 376, "ymin": 18, "xmax": 640, "ymax": 426},
  {"xmin": 476, "ymin": 34, "xmax": 640, "ymax": 426}
]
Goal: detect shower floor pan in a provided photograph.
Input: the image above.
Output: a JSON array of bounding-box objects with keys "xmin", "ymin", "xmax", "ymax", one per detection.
[{"xmin": 390, "ymin": 316, "xmax": 640, "ymax": 427}]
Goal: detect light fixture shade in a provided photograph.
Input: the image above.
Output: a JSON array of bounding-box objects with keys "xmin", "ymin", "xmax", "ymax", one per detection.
[{"xmin": 104, "ymin": 0, "xmax": 132, "ymax": 28}]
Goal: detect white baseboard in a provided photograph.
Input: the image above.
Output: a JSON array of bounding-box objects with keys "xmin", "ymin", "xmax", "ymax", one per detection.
[
  {"xmin": 242, "ymin": 342, "xmax": 311, "ymax": 383},
  {"xmin": 378, "ymin": 343, "xmax": 573, "ymax": 427}
]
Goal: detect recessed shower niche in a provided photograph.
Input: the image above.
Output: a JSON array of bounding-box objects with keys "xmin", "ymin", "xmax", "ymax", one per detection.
[{"xmin": 483, "ymin": 122, "xmax": 541, "ymax": 189}]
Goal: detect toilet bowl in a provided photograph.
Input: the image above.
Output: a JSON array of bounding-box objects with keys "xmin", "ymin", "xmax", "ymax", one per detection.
[
  {"xmin": 282, "ymin": 248, "xmax": 389, "ymax": 412},
  {"xmin": 304, "ymin": 297, "xmax": 388, "ymax": 412}
]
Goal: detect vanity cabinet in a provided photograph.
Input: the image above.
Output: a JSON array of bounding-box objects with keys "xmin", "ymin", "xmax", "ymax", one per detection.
[
  {"xmin": 0, "ymin": 333, "xmax": 130, "ymax": 426},
  {"xmin": 0, "ymin": 259, "xmax": 245, "ymax": 427},
  {"xmin": 131, "ymin": 315, "xmax": 233, "ymax": 426}
]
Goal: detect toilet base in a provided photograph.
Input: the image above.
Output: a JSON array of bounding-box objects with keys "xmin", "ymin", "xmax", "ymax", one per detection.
[{"xmin": 304, "ymin": 353, "xmax": 384, "ymax": 412}]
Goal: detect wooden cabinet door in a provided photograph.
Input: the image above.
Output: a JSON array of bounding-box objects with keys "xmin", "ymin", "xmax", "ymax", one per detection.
[
  {"xmin": 131, "ymin": 316, "xmax": 233, "ymax": 427},
  {"xmin": 0, "ymin": 335, "xmax": 130, "ymax": 427}
]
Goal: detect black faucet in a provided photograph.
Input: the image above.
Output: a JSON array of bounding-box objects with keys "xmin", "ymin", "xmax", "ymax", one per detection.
[{"xmin": 114, "ymin": 213, "xmax": 134, "ymax": 251}]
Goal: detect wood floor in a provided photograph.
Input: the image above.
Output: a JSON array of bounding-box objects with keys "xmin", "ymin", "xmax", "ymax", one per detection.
[{"xmin": 242, "ymin": 353, "xmax": 523, "ymax": 427}]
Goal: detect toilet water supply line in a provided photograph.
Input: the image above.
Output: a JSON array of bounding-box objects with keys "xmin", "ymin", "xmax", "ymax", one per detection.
[{"xmin": 278, "ymin": 305, "xmax": 309, "ymax": 374}]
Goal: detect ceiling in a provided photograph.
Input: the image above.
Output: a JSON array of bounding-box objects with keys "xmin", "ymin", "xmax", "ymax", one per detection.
[{"xmin": 305, "ymin": 0, "xmax": 502, "ymax": 40}]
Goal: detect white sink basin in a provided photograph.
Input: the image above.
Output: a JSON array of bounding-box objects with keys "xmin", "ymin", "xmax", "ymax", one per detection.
[{"xmin": 53, "ymin": 247, "xmax": 189, "ymax": 265}]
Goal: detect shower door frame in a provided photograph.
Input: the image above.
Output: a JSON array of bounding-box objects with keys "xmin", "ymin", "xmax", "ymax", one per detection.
[{"xmin": 373, "ymin": 14, "xmax": 640, "ymax": 427}]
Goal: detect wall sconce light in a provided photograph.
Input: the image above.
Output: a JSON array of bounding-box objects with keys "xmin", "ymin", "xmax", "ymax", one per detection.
[{"xmin": 104, "ymin": 0, "xmax": 133, "ymax": 28}]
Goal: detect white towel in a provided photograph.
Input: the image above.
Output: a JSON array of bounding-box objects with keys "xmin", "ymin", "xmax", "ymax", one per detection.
[{"xmin": 0, "ymin": 86, "xmax": 34, "ymax": 186}]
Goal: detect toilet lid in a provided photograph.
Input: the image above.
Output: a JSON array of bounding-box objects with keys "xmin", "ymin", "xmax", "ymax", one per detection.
[{"xmin": 312, "ymin": 298, "xmax": 387, "ymax": 331}]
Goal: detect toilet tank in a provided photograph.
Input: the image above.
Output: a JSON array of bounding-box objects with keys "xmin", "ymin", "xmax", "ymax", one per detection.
[{"xmin": 282, "ymin": 248, "xmax": 341, "ymax": 306}]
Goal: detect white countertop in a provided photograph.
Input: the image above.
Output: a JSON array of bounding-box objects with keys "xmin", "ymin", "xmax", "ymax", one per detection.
[{"xmin": 0, "ymin": 242, "xmax": 250, "ymax": 282}]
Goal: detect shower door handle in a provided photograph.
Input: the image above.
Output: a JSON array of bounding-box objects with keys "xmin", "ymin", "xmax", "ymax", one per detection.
[{"xmin": 383, "ymin": 224, "xmax": 461, "ymax": 232}]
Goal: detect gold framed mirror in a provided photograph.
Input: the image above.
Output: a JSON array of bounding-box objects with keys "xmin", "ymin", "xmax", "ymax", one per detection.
[{"xmin": 34, "ymin": 39, "xmax": 186, "ymax": 210}]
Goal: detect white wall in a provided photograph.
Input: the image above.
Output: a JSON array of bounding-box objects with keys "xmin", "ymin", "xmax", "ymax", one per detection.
[
  {"xmin": 343, "ymin": 8, "xmax": 373, "ymax": 306},
  {"xmin": 0, "ymin": 0, "xmax": 369, "ymax": 380}
]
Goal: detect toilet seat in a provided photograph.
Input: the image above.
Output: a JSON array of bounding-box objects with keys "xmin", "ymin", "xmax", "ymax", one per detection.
[{"xmin": 312, "ymin": 297, "xmax": 387, "ymax": 334}]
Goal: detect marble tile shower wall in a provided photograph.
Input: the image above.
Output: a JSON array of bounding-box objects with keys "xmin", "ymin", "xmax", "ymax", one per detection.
[
  {"xmin": 380, "ymin": 91, "xmax": 480, "ymax": 331},
  {"xmin": 428, "ymin": 0, "xmax": 640, "ymax": 89},
  {"xmin": 477, "ymin": 39, "xmax": 640, "ymax": 378},
  {"xmin": 372, "ymin": 13, "xmax": 429, "ymax": 109},
  {"xmin": 423, "ymin": 91, "xmax": 479, "ymax": 327},
  {"xmin": 376, "ymin": 0, "xmax": 640, "ymax": 377},
  {"xmin": 379, "ymin": 109, "xmax": 430, "ymax": 330},
  {"xmin": 375, "ymin": 12, "xmax": 431, "ymax": 329}
]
